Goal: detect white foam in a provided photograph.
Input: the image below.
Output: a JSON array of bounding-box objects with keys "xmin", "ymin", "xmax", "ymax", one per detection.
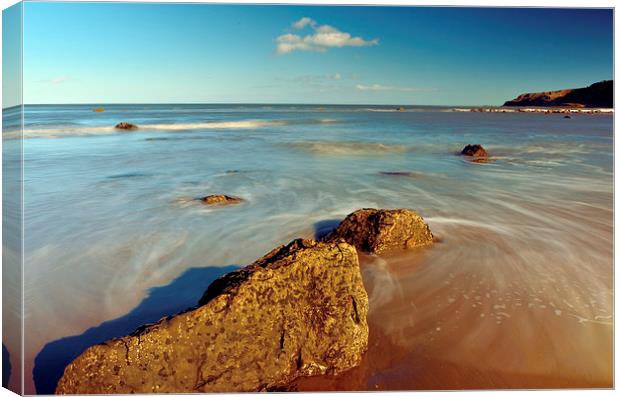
[
  {"xmin": 19, "ymin": 119, "xmax": 289, "ymax": 139},
  {"xmin": 142, "ymin": 120, "xmax": 286, "ymax": 130}
]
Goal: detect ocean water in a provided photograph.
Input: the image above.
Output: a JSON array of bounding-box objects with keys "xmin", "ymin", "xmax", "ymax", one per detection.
[{"xmin": 7, "ymin": 104, "xmax": 613, "ymax": 392}]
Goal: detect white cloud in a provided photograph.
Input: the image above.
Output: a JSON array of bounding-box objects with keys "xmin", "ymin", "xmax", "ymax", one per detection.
[
  {"xmin": 40, "ymin": 76, "xmax": 70, "ymax": 85},
  {"xmin": 356, "ymin": 84, "xmax": 431, "ymax": 92},
  {"xmin": 292, "ymin": 17, "xmax": 316, "ymax": 30},
  {"xmin": 289, "ymin": 73, "xmax": 343, "ymax": 83},
  {"xmin": 276, "ymin": 18, "xmax": 378, "ymax": 54}
]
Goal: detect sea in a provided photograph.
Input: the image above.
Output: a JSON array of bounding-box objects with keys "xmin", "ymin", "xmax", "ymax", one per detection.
[{"xmin": 2, "ymin": 104, "xmax": 614, "ymax": 392}]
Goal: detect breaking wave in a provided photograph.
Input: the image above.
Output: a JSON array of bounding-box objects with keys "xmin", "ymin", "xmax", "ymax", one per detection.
[{"xmin": 12, "ymin": 118, "xmax": 339, "ymax": 139}]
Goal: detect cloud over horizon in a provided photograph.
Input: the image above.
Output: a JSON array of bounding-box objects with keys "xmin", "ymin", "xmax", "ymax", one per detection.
[
  {"xmin": 356, "ymin": 83, "xmax": 433, "ymax": 93},
  {"xmin": 40, "ymin": 76, "xmax": 71, "ymax": 85},
  {"xmin": 276, "ymin": 17, "xmax": 379, "ymax": 55}
]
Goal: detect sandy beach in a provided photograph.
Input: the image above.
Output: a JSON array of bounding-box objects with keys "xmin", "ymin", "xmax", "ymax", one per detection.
[{"xmin": 6, "ymin": 104, "xmax": 610, "ymax": 393}]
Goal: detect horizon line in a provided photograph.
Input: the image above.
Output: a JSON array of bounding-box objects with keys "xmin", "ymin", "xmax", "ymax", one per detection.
[{"xmin": 4, "ymin": 102, "xmax": 496, "ymax": 110}]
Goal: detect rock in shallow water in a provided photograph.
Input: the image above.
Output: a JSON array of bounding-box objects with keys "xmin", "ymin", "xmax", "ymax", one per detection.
[
  {"xmin": 56, "ymin": 238, "xmax": 368, "ymax": 394},
  {"xmin": 114, "ymin": 122, "xmax": 138, "ymax": 130},
  {"xmin": 379, "ymin": 171, "xmax": 424, "ymax": 178},
  {"xmin": 460, "ymin": 144, "xmax": 488, "ymax": 157},
  {"xmin": 324, "ymin": 208, "xmax": 434, "ymax": 254},
  {"xmin": 200, "ymin": 194, "xmax": 244, "ymax": 205}
]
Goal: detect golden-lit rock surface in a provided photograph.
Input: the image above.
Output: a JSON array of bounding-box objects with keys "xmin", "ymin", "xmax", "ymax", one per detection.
[
  {"xmin": 325, "ymin": 208, "xmax": 434, "ymax": 254},
  {"xmin": 200, "ymin": 194, "xmax": 244, "ymax": 205},
  {"xmin": 56, "ymin": 238, "xmax": 368, "ymax": 394}
]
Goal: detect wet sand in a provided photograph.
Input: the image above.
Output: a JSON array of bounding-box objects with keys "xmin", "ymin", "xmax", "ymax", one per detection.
[{"xmin": 296, "ymin": 205, "xmax": 613, "ymax": 390}]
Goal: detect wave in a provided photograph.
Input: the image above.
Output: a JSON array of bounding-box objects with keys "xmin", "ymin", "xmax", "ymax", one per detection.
[
  {"xmin": 140, "ymin": 120, "xmax": 286, "ymax": 131},
  {"xmin": 287, "ymin": 140, "xmax": 411, "ymax": 155},
  {"xmin": 363, "ymin": 108, "xmax": 402, "ymax": 112},
  {"xmin": 11, "ymin": 118, "xmax": 341, "ymax": 139}
]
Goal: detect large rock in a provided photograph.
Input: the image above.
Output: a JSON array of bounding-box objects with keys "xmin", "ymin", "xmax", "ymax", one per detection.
[
  {"xmin": 324, "ymin": 208, "xmax": 434, "ymax": 254},
  {"xmin": 56, "ymin": 239, "xmax": 368, "ymax": 394}
]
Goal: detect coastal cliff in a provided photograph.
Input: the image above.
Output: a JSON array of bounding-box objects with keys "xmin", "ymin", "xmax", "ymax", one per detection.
[{"xmin": 503, "ymin": 80, "xmax": 613, "ymax": 108}]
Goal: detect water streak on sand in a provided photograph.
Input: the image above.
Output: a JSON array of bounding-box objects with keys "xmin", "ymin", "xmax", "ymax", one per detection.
[{"xmin": 288, "ymin": 140, "xmax": 411, "ymax": 155}]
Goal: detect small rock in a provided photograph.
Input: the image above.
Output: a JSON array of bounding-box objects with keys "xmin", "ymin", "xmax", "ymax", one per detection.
[
  {"xmin": 56, "ymin": 238, "xmax": 368, "ymax": 393},
  {"xmin": 200, "ymin": 194, "xmax": 244, "ymax": 205},
  {"xmin": 324, "ymin": 208, "xmax": 434, "ymax": 254},
  {"xmin": 379, "ymin": 171, "xmax": 423, "ymax": 178},
  {"xmin": 564, "ymin": 115, "xmax": 571, "ymax": 119},
  {"xmin": 114, "ymin": 122, "xmax": 138, "ymax": 130},
  {"xmin": 460, "ymin": 144, "xmax": 488, "ymax": 157}
]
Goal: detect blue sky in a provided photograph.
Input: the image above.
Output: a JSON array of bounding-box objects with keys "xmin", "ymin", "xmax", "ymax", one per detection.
[
  {"xmin": 3, "ymin": 3, "xmax": 21, "ymax": 108},
  {"xmin": 21, "ymin": 3, "xmax": 613, "ymax": 105}
]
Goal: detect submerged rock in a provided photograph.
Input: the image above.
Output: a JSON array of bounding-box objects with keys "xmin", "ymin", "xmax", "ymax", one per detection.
[
  {"xmin": 460, "ymin": 144, "xmax": 488, "ymax": 157},
  {"xmin": 324, "ymin": 208, "xmax": 434, "ymax": 254},
  {"xmin": 379, "ymin": 171, "xmax": 424, "ymax": 178},
  {"xmin": 56, "ymin": 238, "xmax": 369, "ymax": 394},
  {"xmin": 114, "ymin": 122, "xmax": 138, "ymax": 130},
  {"xmin": 200, "ymin": 194, "xmax": 244, "ymax": 205}
]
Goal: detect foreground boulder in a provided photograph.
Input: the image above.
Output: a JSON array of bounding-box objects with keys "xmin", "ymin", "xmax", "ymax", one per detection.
[
  {"xmin": 460, "ymin": 144, "xmax": 488, "ymax": 157},
  {"xmin": 114, "ymin": 122, "xmax": 138, "ymax": 130},
  {"xmin": 56, "ymin": 239, "xmax": 368, "ymax": 394},
  {"xmin": 200, "ymin": 194, "xmax": 244, "ymax": 205},
  {"xmin": 324, "ymin": 208, "xmax": 434, "ymax": 254}
]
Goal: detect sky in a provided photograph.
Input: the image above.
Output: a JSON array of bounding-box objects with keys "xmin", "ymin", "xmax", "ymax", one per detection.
[
  {"xmin": 19, "ymin": 3, "xmax": 614, "ymax": 106},
  {"xmin": 3, "ymin": 3, "xmax": 21, "ymax": 108}
]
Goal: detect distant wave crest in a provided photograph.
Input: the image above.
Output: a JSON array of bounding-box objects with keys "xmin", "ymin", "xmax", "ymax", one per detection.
[
  {"xmin": 12, "ymin": 118, "xmax": 340, "ymax": 139},
  {"xmin": 12, "ymin": 118, "xmax": 346, "ymax": 139}
]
